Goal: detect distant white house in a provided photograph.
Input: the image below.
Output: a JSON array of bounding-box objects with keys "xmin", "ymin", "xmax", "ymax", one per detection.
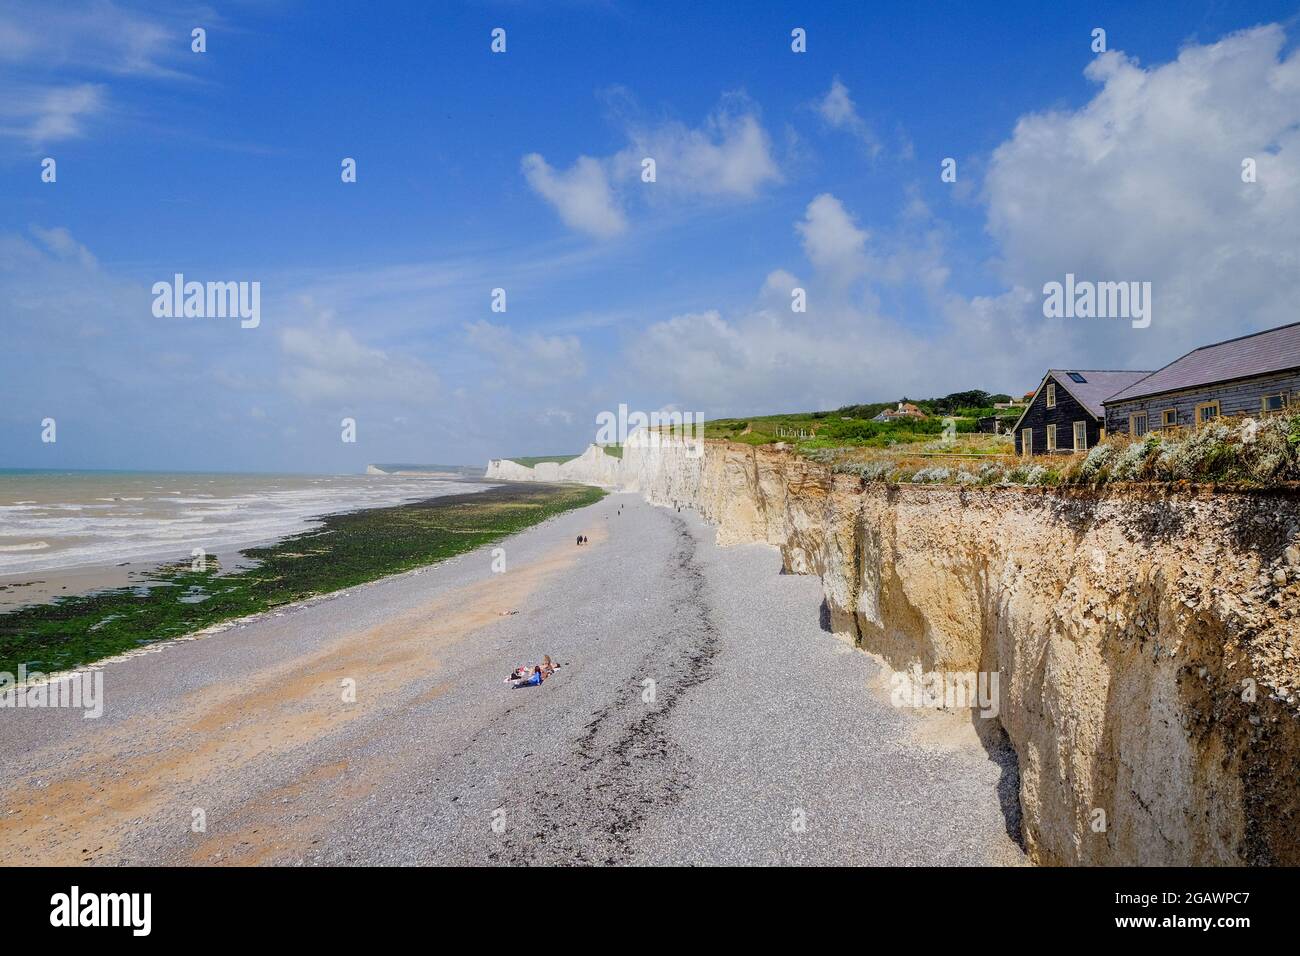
[{"xmin": 871, "ymin": 402, "xmax": 927, "ymax": 423}]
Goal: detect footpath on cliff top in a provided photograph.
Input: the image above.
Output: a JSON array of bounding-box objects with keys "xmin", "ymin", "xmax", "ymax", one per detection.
[{"xmin": 0, "ymin": 494, "xmax": 1024, "ymax": 865}]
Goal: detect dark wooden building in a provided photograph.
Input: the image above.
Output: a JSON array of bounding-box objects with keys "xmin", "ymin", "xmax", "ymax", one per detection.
[
  {"xmin": 1104, "ymin": 322, "xmax": 1300, "ymax": 436},
  {"xmin": 1013, "ymin": 369, "xmax": 1153, "ymax": 456}
]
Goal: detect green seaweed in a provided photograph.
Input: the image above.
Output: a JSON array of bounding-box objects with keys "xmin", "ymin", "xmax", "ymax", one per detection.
[{"xmin": 0, "ymin": 483, "xmax": 604, "ymax": 675}]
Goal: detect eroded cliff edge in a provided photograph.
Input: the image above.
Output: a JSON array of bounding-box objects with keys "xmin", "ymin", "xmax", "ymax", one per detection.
[{"xmin": 621, "ymin": 439, "xmax": 1300, "ymax": 865}]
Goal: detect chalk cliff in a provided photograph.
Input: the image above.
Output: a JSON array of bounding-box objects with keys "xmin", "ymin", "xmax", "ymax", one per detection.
[
  {"xmin": 496, "ymin": 436, "xmax": 1300, "ymax": 864},
  {"xmin": 484, "ymin": 445, "xmax": 623, "ymax": 487}
]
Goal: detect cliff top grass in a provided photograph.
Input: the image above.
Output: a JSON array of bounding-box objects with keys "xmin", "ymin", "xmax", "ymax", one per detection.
[
  {"xmin": 811, "ymin": 413, "xmax": 1300, "ymax": 490},
  {"xmin": 704, "ymin": 389, "xmax": 1019, "ymax": 451},
  {"xmin": 708, "ymin": 413, "xmax": 983, "ymax": 448},
  {"xmin": 507, "ymin": 454, "xmax": 580, "ymax": 468},
  {"xmin": 0, "ymin": 482, "xmax": 605, "ymax": 676}
]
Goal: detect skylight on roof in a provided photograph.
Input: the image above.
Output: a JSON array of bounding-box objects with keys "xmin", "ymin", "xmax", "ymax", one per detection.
[{"xmin": 1067, "ymin": 372, "xmax": 1087, "ymax": 383}]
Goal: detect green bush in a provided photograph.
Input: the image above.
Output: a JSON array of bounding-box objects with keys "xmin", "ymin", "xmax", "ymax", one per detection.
[{"xmin": 1061, "ymin": 414, "xmax": 1300, "ymax": 486}]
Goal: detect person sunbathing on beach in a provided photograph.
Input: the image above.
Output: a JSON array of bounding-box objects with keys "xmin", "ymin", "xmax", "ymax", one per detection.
[
  {"xmin": 504, "ymin": 656, "xmax": 559, "ymax": 688},
  {"xmin": 504, "ymin": 665, "xmax": 539, "ymax": 687},
  {"xmin": 506, "ymin": 662, "xmax": 545, "ymax": 688},
  {"xmin": 511, "ymin": 667, "xmax": 543, "ymax": 688}
]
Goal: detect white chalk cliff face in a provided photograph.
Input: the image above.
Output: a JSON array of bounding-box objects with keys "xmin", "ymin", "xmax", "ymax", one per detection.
[
  {"xmin": 491, "ymin": 437, "xmax": 1300, "ymax": 865},
  {"xmin": 484, "ymin": 444, "xmax": 624, "ymax": 486}
]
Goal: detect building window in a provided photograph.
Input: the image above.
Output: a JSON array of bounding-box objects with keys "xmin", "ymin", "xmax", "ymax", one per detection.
[
  {"xmin": 1129, "ymin": 412, "xmax": 1148, "ymax": 437},
  {"xmin": 1022, "ymin": 428, "xmax": 1033, "ymax": 457},
  {"xmin": 1047, "ymin": 424, "xmax": 1057, "ymax": 451},
  {"xmin": 1196, "ymin": 401, "xmax": 1220, "ymax": 425},
  {"xmin": 1261, "ymin": 393, "xmax": 1288, "ymax": 414},
  {"xmin": 1073, "ymin": 421, "xmax": 1087, "ymax": 451},
  {"xmin": 1067, "ymin": 372, "xmax": 1087, "ymax": 384},
  {"xmin": 1161, "ymin": 408, "xmax": 1177, "ymax": 428},
  {"xmin": 1046, "ymin": 383, "xmax": 1056, "ymax": 408}
]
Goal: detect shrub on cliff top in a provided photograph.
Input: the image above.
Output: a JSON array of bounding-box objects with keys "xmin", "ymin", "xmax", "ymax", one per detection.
[
  {"xmin": 819, "ymin": 412, "xmax": 1300, "ymax": 488},
  {"xmin": 1109, "ymin": 435, "xmax": 1160, "ymax": 482},
  {"xmin": 1158, "ymin": 422, "xmax": 1234, "ymax": 481},
  {"xmin": 1246, "ymin": 415, "xmax": 1297, "ymax": 482},
  {"xmin": 1076, "ymin": 442, "xmax": 1119, "ymax": 484},
  {"xmin": 860, "ymin": 460, "xmax": 896, "ymax": 482},
  {"xmin": 1060, "ymin": 413, "xmax": 1300, "ymax": 486},
  {"xmin": 1004, "ymin": 463, "xmax": 1055, "ymax": 486},
  {"xmin": 911, "ymin": 466, "xmax": 952, "ymax": 484}
]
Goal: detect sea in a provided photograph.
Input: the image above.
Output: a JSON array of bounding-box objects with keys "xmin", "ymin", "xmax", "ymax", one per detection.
[{"xmin": 0, "ymin": 469, "xmax": 488, "ymax": 578}]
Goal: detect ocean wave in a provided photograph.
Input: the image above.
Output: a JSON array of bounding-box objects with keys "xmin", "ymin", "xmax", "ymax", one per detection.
[{"xmin": 0, "ymin": 475, "xmax": 487, "ymax": 574}]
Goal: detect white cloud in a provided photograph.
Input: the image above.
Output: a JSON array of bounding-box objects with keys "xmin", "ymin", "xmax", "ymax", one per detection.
[
  {"xmin": 814, "ymin": 77, "xmax": 879, "ymax": 156},
  {"xmin": 627, "ymin": 293, "xmax": 928, "ymax": 417},
  {"xmin": 28, "ymin": 225, "xmax": 98, "ymax": 269},
  {"xmin": 0, "ymin": 82, "xmax": 105, "ymax": 143},
  {"xmin": 795, "ymin": 193, "xmax": 871, "ymax": 285},
  {"xmin": 0, "ymin": 1, "xmax": 189, "ymax": 77},
  {"xmin": 465, "ymin": 319, "xmax": 586, "ymax": 386},
  {"xmin": 524, "ymin": 98, "xmax": 780, "ymax": 237},
  {"xmin": 11, "ymin": 24, "xmax": 1300, "ymax": 466},
  {"xmin": 521, "ymin": 153, "xmax": 627, "ymax": 238},
  {"xmin": 978, "ymin": 24, "xmax": 1300, "ymax": 370},
  {"xmin": 279, "ymin": 316, "xmax": 439, "ymax": 405},
  {"xmin": 0, "ymin": 1, "xmax": 203, "ymax": 148},
  {"xmin": 619, "ymin": 107, "xmax": 780, "ymax": 198},
  {"xmin": 537, "ymin": 407, "xmax": 574, "ymax": 426},
  {"xmin": 623, "ymin": 196, "xmax": 931, "ymax": 416}
]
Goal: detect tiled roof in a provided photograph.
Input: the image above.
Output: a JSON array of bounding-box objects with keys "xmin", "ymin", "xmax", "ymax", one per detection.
[
  {"xmin": 1104, "ymin": 322, "xmax": 1300, "ymax": 404},
  {"xmin": 1047, "ymin": 370, "xmax": 1155, "ymax": 418}
]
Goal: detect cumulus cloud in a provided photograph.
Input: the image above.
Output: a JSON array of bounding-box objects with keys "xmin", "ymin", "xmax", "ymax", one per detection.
[
  {"xmin": 12, "ymin": 22, "xmax": 1300, "ymax": 467},
  {"xmin": 814, "ymin": 77, "xmax": 879, "ymax": 156},
  {"xmin": 977, "ymin": 24, "xmax": 1300, "ymax": 369},
  {"xmin": 627, "ymin": 295, "xmax": 927, "ymax": 417},
  {"xmin": 521, "ymin": 153, "xmax": 627, "ymax": 238},
  {"xmin": 618, "ymin": 107, "xmax": 780, "ymax": 198},
  {"xmin": 523, "ymin": 98, "xmax": 780, "ymax": 238},
  {"xmin": 623, "ymin": 194, "xmax": 930, "ymax": 417},
  {"xmin": 795, "ymin": 193, "xmax": 872, "ymax": 285},
  {"xmin": 626, "ymin": 26, "xmax": 1300, "ymax": 417},
  {"xmin": 584, "ymin": 28, "xmax": 1300, "ymax": 417}
]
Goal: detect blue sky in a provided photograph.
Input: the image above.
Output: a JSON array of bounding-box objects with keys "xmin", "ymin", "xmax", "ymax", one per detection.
[{"xmin": 3, "ymin": 0, "xmax": 1300, "ymax": 472}]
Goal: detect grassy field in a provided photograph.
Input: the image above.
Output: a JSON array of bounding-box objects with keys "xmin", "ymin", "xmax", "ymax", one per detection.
[
  {"xmin": 704, "ymin": 394, "xmax": 1019, "ymax": 458},
  {"xmin": 0, "ymin": 483, "xmax": 605, "ymax": 676},
  {"xmin": 815, "ymin": 413, "xmax": 1300, "ymax": 489},
  {"xmin": 507, "ymin": 454, "xmax": 580, "ymax": 468}
]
